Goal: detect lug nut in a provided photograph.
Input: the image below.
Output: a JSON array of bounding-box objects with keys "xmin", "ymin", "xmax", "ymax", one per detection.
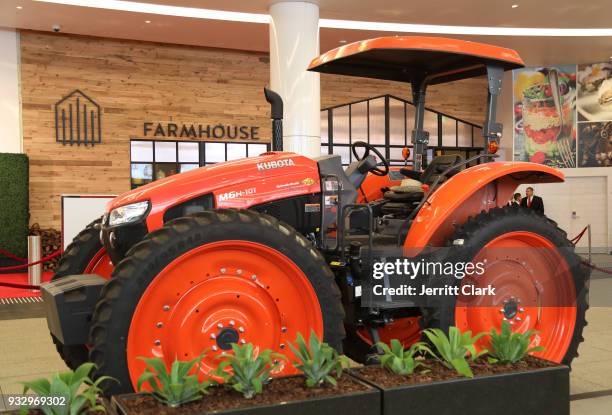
[
  {"xmin": 519, "ymin": 307, "xmax": 525, "ymax": 313},
  {"xmin": 220, "ymin": 268, "xmax": 227, "ymax": 274},
  {"xmin": 156, "ymin": 322, "xmax": 163, "ymax": 328},
  {"xmin": 163, "ymin": 305, "xmax": 170, "ymax": 311},
  {"xmin": 251, "ymin": 274, "xmax": 257, "ymax": 281},
  {"xmin": 154, "ymin": 340, "xmax": 161, "ymax": 346},
  {"xmin": 238, "ymin": 327, "xmax": 245, "ymax": 333},
  {"xmin": 240, "ymin": 339, "xmax": 246, "ymax": 344},
  {"xmin": 281, "ymin": 326, "xmax": 287, "ymax": 333},
  {"xmin": 280, "ymin": 343, "xmax": 285, "ymax": 349},
  {"xmin": 516, "ymin": 317, "xmax": 522, "ymax": 322},
  {"xmin": 212, "ymin": 346, "xmax": 218, "ymax": 351},
  {"xmin": 210, "ymin": 333, "xmax": 216, "ymax": 339},
  {"xmin": 236, "ymin": 269, "xmax": 242, "ymax": 275},
  {"xmin": 499, "ymin": 308, "xmax": 504, "ymax": 313},
  {"xmin": 229, "ymin": 320, "xmax": 235, "ymax": 326},
  {"xmin": 217, "ymin": 323, "xmax": 223, "ymax": 329}
]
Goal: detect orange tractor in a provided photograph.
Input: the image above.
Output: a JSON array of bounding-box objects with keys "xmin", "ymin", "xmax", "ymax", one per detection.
[{"xmin": 43, "ymin": 37, "xmax": 589, "ymax": 395}]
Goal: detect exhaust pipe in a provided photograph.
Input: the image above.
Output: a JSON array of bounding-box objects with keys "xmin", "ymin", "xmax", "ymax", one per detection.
[{"xmin": 264, "ymin": 87, "xmax": 283, "ymax": 151}]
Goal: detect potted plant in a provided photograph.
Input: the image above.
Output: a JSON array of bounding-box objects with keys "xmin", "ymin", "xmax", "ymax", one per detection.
[
  {"xmin": 2, "ymin": 363, "xmax": 115, "ymax": 415},
  {"xmin": 352, "ymin": 324, "xmax": 569, "ymax": 415},
  {"xmin": 113, "ymin": 333, "xmax": 380, "ymax": 415}
]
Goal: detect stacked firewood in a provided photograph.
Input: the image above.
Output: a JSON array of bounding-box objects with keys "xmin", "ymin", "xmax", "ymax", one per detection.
[{"xmin": 29, "ymin": 224, "xmax": 62, "ymax": 272}]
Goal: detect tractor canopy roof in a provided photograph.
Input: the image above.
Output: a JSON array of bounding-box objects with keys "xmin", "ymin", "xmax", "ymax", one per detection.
[{"xmin": 308, "ymin": 36, "xmax": 524, "ymax": 85}]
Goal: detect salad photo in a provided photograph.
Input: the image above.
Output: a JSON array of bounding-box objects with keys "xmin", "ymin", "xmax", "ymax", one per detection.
[{"xmin": 513, "ymin": 65, "xmax": 577, "ymax": 168}]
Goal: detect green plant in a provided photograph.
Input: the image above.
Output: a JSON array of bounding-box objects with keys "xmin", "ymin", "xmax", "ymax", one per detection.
[
  {"xmin": 422, "ymin": 327, "xmax": 486, "ymax": 378},
  {"xmin": 289, "ymin": 330, "xmax": 349, "ymax": 387},
  {"xmin": 214, "ymin": 343, "xmax": 283, "ymax": 399},
  {"xmin": 0, "ymin": 153, "xmax": 28, "ymax": 258},
  {"xmin": 21, "ymin": 362, "xmax": 114, "ymax": 415},
  {"xmin": 137, "ymin": 353, "xmax": 211, "ymax": 407},
  {"xmin": 486, "ymin": 320, "xmax": 545, "ymax": 364},
  {"xmin": 374, "ymin": 339, "xmax": 427, "ymax": 376}
]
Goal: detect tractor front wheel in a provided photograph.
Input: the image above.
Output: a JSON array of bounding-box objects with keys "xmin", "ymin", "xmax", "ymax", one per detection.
[
  {"xmin": 88, "ymin": 209, "xmax": 345, "ymax": 395},
  {"xmin": 421, "ymin": 205, "xmax": 589, "ymax": 365}
]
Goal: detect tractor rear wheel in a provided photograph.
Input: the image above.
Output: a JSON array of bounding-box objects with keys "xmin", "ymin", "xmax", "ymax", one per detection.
[
  {"xmin": 51, "ymin": 218, "xmax": 113, "ymax": 369},
  {"xmin": 88, "ymin": 209, "xmax": 345, "ymax": 395},
  {"xmin": 421, "ymin": 205, "xmax": 589, "ymax": 365}
]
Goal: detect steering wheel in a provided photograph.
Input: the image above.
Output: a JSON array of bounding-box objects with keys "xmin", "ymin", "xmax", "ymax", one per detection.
[{"xmin": 351, "ymin": 141, "xmax": 390, "ymax": 176}]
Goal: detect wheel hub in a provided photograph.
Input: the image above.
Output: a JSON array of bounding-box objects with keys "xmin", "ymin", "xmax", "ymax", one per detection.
[{"xmin": 216, "ymin": 327, "xmax": 240, "ymax": 350}]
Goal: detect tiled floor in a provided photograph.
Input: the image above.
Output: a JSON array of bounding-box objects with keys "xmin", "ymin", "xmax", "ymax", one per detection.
[{"xmin": 0, "ymin": 254, "xmax": 610, "ymax": 413}]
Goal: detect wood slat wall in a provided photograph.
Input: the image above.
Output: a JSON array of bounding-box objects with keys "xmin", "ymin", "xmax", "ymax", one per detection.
[{"xmin": 20, "ymin": 31, "xmax": 487, "ymax": 229}]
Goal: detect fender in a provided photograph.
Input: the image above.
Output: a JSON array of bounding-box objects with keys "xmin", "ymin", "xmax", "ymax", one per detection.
[{"xmin": 403, "ymin": 161, "xmax": 564, "ymax": 252}]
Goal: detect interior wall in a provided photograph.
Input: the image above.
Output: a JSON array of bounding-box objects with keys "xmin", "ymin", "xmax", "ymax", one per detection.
[
  {"xmin": 20, "ymin": 30, "xmax": 488, "ymax": 230},
  {"xmin": 0, "ymin": 28, "xmax": 22, "ymax": 154}
]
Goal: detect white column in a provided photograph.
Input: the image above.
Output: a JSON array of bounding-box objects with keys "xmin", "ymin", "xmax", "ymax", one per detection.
[
  {"xmin": 0, "ymin": 28, "xmax": 22, "ymax": 154},
  {"xmin": 269, "ymin": 1, "xmax": 320, "ymax": 157}
]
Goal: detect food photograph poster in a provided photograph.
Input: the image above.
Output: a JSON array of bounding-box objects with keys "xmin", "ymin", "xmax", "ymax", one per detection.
[{"xmin": 513, "ymin": 63, "xmax": 612, "ymax": 168}]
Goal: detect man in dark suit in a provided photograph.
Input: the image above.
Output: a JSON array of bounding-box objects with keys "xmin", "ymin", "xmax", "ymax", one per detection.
[
  {"xmin": 521, "ymin": 187, "xmax": 544, "ymax": 214},
  {"xmin": 509, "ymin": 192, "xmax": 521, "ymax": 207}
]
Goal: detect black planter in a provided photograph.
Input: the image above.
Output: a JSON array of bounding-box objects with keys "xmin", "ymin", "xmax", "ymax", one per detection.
[
  {"xmin": 352, "ymin": 365, "xmax": 569, "ymax": 415},
  {"xmin": 112, "ymin": 375, "xmax": 380, "ymax": 415}
]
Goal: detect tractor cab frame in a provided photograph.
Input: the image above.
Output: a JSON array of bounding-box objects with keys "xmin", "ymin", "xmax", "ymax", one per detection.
[{"xmin": 305, "ymin": 37, "xmax": 527, "ymax": 256}]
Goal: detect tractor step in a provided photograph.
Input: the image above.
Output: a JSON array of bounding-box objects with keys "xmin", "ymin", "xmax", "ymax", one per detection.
[{"xmin": 41, "ymin": 274, "xmax": 106, "ymax": 346}]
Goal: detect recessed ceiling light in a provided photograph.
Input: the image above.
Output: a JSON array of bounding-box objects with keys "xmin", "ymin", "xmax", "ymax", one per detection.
[
  {"xmin": 511, "ymin": 4, "xmax": 519, "ymax": 8},
  {"xmin": 144, "ymin": 20, "xmax": 151, "ymax": 23},
  {"xmin": 339, "ymin": 40, "xmax": 347, "ymax": 44},
  {"xmin": 35, "ymin": 0, "xmax": 612, "ymax": 37},
  {"xmin": 16, "ymin": 6, "xmax": 23, "ymax": 9}
]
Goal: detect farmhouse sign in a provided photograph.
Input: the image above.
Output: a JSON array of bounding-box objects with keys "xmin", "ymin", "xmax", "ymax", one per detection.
[{"xmin": 143, "ymin": 122, "xmax": 260, "ymax": 140}]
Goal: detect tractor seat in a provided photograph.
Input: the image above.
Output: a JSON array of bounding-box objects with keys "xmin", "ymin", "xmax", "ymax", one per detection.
[{"xmin": 383, "ymin": 178, "xmax": 424, "ymax": 202}]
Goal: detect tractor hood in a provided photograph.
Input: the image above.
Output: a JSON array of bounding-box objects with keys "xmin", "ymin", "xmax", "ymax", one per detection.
[{"xmin": 107, "ymin": 151, "xmax": 321, "ymax": 230}]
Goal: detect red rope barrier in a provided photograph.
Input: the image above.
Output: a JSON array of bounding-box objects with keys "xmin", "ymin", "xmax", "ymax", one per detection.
[
  {"xmin": 0, "ymin": 281, "xmax": 40, "ymax": 290},
  {"xmin": 582, "ymin": 260, "xmax": 612, "ymax": 275},
  {"xmin": 0, "ymin": 248, "xmax": 27, "ymax": 262},
  {"xmin": 570, "ymin": 226, "xmax": 588, "ymax": 245},
  {"xmin": 0, "ymin": 250, "xmax": 62, "ymax": 272}
]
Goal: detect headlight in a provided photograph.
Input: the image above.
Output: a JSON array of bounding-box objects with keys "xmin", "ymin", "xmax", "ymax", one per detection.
[{"xmin": 108, "ymin": 201, "xmax": 150, "ymax": 226}]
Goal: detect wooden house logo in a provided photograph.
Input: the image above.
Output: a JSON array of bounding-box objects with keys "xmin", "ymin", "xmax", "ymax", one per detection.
[{"xmin": 55, "ymin": 89, "xmax": 102, "ymax": 146}]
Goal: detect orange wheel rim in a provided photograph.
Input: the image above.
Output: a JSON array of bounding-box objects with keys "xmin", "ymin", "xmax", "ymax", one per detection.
[
  {"xmin": 85, "ymin": 248, "xmax": 113, "ymax": 280},
  {"xmin": 455, "ymin": 231, "xmax": 576, "ymax": 363},
  {"xmin": 127, "ymin": 240, "xmax": 323, "ymax": 389}
]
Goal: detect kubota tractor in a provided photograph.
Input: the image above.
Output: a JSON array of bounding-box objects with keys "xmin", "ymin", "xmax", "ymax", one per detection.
[{"xmin": 43, "ymin": 37, "xmax": 589, "ymax": 395}]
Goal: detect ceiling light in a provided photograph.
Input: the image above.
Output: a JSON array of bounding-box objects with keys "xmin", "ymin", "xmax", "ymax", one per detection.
[
  {"xmin": 339, "ymin": 40, "xmax": 347, "ymax": 44},
  {"xmin": 16, "ymin": 6, "xmax": 23, "ymax": 9},
  {"xmin": 144, "ymin": 20, "xmax": 151, "ymax": 23},
  {"xmin": 511, "ymin": 4, "xmax": 519, "ymax": 8},
  {"xmin": 319, "ymin": 19, "xmax": 612, "ymax": 37},
  {"xmin": 36, "ymin": 0, "xmax": 268, "ymax": 23},
  {"xmin": 35, "ymin": 0, "xmax": 612, "ymax": 37}
]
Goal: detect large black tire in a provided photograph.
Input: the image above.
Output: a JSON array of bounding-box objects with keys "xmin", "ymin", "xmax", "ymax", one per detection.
[
  {"xmin": 88, "ymin": 209, "xmax": 345, "ymax": 395},
  {"xmin": 420, "ymin": 205, "xmax": 589, "ymax": 365},
  {"xmin": 51, "ymin": 218, "xmax": 105, "ymax": 370}
]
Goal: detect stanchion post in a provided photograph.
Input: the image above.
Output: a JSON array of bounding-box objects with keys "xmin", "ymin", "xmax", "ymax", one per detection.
[
  {"xmin": 587, "ymin": 224, "xmax": 591, "ymax": 264},
  {"xmin": 28, "ymin": 235, "xmax": 42, "ymax": 292}
]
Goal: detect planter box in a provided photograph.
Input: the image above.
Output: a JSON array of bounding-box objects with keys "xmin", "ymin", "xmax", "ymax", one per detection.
[
  {"xmin": 352, "ymin": 365, "xmax": 569, "ymax": 415},
  {"xmin": 112, "ymin": 374, "xmax": 380, "ymax": 415}
]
